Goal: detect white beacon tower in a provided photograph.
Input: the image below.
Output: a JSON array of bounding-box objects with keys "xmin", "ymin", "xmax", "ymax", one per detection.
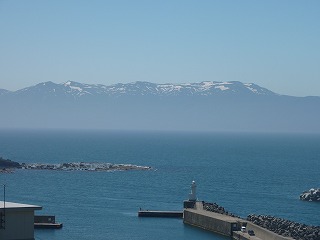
[{"xmin": 188, "ymin": 180, "xmax": 197, "ymax": 201}]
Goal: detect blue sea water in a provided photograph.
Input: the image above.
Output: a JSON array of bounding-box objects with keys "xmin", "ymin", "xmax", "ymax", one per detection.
[{"xmin": 0, "ymin": 130, "xmax": 319, "ymax": 240}]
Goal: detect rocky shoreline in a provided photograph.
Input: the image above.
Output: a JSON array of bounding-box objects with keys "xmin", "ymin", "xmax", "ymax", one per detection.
[
  {"xmin": 247, "ymin": 214, "xmax": 320, "ymax": 240},
  {"xmin": 300, "ymin": 188, "xmax": 320, "ymax": 202}
]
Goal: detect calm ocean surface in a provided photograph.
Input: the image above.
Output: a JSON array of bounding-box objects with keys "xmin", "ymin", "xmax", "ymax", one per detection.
[{"xmin": 0, "ymin": 130, "xmax": 319, "ymax": 240}]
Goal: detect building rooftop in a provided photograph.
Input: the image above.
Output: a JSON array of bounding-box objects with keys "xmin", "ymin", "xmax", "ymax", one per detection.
[{"xmin": 0, "ymin": 201, "xmax": 42, "ymax": 210}]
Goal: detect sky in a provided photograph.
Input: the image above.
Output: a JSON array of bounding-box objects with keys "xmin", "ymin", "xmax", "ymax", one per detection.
[{"xmin": 0, "ymin": 0, "xmax": 319, "ymax": 97}]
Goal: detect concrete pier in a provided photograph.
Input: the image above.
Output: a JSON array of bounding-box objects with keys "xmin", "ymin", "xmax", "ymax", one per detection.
[
  {"xmin": 34, "ymin": 215, "xmax": 63, "ymax": 229},
  {"xmin": 138, "ymin": 210, "xmax": 183, "ymax": 218}
]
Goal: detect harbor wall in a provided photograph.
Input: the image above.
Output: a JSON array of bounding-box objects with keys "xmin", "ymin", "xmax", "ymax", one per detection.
[
  {"xmin": 183, "ymin": 204, "xmax": 295, "ymax": 240},
  {"xmin": 183, "ymin": 210, "xmax": 234, "ymax": 237}
]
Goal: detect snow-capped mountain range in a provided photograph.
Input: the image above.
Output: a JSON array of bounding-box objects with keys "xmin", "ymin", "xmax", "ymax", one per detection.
[
  {"xmin": 1, "ymin": 80, "xmax": 276, "ymax": 98},
  {"xmin": 0, "ymin": 80, "xmax": 319, "ymax": 132}
]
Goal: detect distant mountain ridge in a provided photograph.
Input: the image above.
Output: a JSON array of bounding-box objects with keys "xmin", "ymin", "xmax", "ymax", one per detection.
[
  {"xmin": 0, "ymin": 81, "xmax": 319, "ymax": 133},
  {"xmin": 1, "ymin": 80, "xmax": 277, "ymax": 98},
  {"xmin": 0, "ymin": 88, "xmax": 9, "ymax": 96}
]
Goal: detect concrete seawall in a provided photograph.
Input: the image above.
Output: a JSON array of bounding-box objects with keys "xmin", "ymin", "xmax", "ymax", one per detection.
[{"xmin": 183, "ymin": 202, "xmax": 240, "ymax": 237}]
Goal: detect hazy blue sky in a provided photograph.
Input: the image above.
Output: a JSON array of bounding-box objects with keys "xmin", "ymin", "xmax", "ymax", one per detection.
[{"xmin": 0, "ymin": 0, "xmax": 319, "ymax": 96}]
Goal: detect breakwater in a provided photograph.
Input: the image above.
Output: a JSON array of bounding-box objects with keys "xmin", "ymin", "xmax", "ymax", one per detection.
[
  {"xmin": 203, "ymin": 201, "xmax": 240, "ymax": 218},
  {"xmin": 247, "ymin": 214, "xmax": 320, "ymax": 240},
  {"xmin": 20, "ymin": 162, "xmax": 151, "ymax": 171},
  {"xmin": 183, "ymin": 201, "xmax": 305, "ymax": 240}
]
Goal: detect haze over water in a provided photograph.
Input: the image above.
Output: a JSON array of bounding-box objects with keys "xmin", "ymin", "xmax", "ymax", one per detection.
[{"xmin": 0, "ymin": 130, "xmax": 319, "ymax": 239}]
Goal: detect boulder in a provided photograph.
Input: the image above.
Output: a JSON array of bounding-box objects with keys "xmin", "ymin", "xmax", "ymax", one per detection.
[{"xmin": 300, "ymin": 188, "xmax": 320, "ymax": 202}]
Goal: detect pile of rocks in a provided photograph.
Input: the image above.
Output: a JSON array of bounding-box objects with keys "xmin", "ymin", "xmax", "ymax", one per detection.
[
  {"xmin": 300, "ymin": 188, "xmax": 320, "ymax": 202},
  {"xmin": 202, "ymin": 201, "xmax": 240, "ymax": 218},
  {"xmin": 247, "ymin": 214, "xmax": 320, "ymax": 240},
  {"xmin": 0, "ymin": 168, "xmax": 14, "ymax": 173}
]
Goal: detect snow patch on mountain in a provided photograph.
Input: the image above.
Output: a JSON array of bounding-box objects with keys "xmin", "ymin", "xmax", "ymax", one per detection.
[
  {"xmin": 215, "ymin": 85, "xmax": 229, "ymax": 91},
  {"xmin": 69, "ymin": 86, "xmax": 83, "ymax": 92},
  {"xmin": 244, "ymin": 83, "xmax": 259, "ymax": 94}
]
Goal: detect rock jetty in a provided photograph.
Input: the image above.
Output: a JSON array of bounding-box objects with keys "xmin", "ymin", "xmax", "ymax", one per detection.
[
  {"xmin": 202, "ymin": 201, "xmax": 240, "ymax": 218},
  {"xmin": 247, "ymin": 214, "xmax": 320, "ymax": 240},
  {"xmin": 300, "ymin": 188, "xmax": 320, "ymax": 202},
  {"xmin": 20, "ymin": 162, "xmax": 151, "ymax": 172}
]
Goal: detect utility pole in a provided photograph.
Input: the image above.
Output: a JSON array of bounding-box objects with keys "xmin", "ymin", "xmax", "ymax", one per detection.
[{"xmin": 0, "ymin": 184, "xmax": 5, "ymax": 229}]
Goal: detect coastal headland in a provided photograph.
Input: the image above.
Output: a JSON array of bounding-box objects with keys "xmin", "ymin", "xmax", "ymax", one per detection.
[{"xmin": 0, "ymin": 157, "xmax": 151, "ymax": 172}]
